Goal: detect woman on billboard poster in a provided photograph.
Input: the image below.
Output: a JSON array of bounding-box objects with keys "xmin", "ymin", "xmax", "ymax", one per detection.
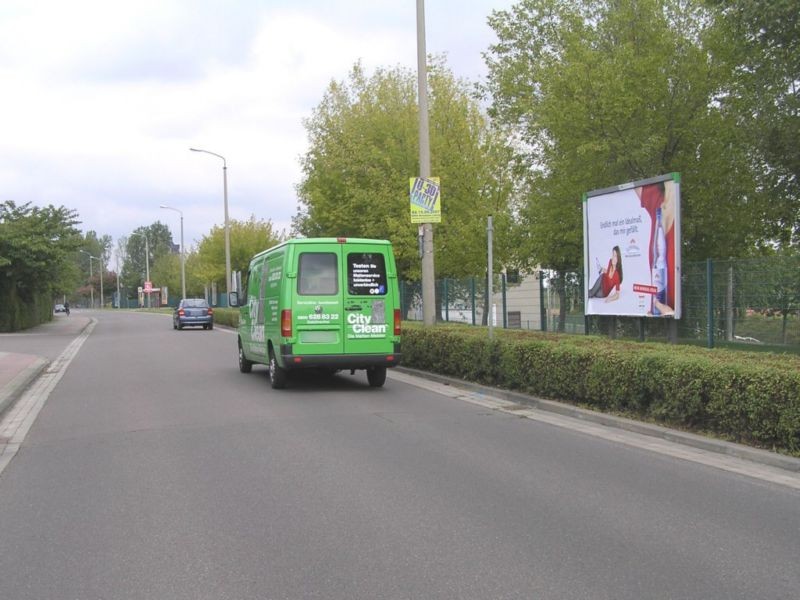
[{"xmin": 588, "ymin": 246, "xmax": 623, "ymax": 303}]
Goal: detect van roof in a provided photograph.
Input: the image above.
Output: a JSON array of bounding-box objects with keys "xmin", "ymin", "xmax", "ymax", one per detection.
[{"xmin": 252, "ymin": 237, "xmax": 392, "ymax": 260}]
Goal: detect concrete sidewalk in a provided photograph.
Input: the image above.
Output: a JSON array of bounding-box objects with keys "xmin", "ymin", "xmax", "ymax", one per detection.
[{"xmin": 0, "ymin": 316, "xmax": 91, "ymax": 419}]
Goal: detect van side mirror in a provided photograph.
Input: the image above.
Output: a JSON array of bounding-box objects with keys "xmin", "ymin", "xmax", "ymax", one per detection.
[{"xmin": 228, "ymin": 291, "xmax": 239, "ymax": 307}]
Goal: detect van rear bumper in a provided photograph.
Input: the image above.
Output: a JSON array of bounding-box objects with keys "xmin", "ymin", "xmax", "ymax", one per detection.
[{"xmin": 280, "ymin": 344, "xmax": 401, "ymax": 370}]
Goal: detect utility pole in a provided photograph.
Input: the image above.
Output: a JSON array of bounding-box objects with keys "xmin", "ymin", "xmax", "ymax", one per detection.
[
  {"xmin": 488, "ymin": 215, "xmax": 494, "ymax": 339},
  {"xmin": 417, "ymin": 0, "xmax": 435, "ymax": 326}
]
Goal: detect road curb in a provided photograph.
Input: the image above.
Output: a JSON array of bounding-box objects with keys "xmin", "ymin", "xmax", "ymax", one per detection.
[
  {"xmin": 0, "ymin": 354, "xmax": 49, "ymax": 419},
  {"xmin": 395, "ymin": 366, "xmax": 800, "ymax": 473}
]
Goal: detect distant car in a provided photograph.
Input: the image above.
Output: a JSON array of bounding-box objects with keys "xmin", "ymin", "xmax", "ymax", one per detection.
[
  {"xmin": 173, "ymin": 298, "xmax": 214, "ymax": 330},
  {"xmin": 54, "ymin": 304, "xmax": 66, "ymax": 313}
]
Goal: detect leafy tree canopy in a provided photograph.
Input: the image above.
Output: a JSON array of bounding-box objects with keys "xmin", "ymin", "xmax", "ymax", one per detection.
[
  {"xmin": 195, "ymin": 215, "xmax": 285, "ymax": 286},
  {"xmin": 0, "ymin": 200, "xmax": 83, "ymax": 300},
  {"xmin": 120, "ymin": 222, "xmax": 174, "ymax": 291},
  {"xmin": 484, "ymin": 0, "xmax": 776, "ymax": 268},
  {"xmin": 295, "ymin": 58, "xmax": 517, "ymax": 280}
]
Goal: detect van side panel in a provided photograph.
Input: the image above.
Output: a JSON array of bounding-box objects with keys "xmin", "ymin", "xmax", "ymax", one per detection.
[
  {"xmin": 263, "ymin": 248, "xmax": 286, "ymax": 359},
  {"xmin": 242, "ymin": 256, "xmax": 267, "ymax": 363}
]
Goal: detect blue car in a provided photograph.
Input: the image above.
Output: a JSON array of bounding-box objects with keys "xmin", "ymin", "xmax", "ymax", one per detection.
[{"xmin": 173, "ymin": 298, "xmax": 214, "ymax": 330}]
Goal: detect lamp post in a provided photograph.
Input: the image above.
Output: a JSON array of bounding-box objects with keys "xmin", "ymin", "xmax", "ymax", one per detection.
[
  {"xmin": 160, "ymin": 204, "xmax": 186, "ymax": 300},
  {"xmin": 129, "ymin": 232, "xmax": 150, "ymax": 308},
  {"xmin": 190, "ymin": 147, "xmax": 231, "ymax": 300},
  {"xmin": 79, "ymin": 250, "xmax": 102, "ymax": 309}
]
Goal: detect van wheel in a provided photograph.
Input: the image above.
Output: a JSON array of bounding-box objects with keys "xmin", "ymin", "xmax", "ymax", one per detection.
[
  {"xmin": 238, "ymin": 340, "xmax": 253, "ymax": 373},
  {"xmin": 269, "ymin": 350, "xmax": 287, "ymax": 389},
  {"xmin": 367, "ymin": 366, "xmax": 387, "ymax": 388}
]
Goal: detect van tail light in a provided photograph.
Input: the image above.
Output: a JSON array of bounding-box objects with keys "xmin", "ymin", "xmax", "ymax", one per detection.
[
  {"xmin": 394, "ymin": 309, "xmax": 401, "ymax": 336},
  {"xmin": 281, "ymin": 309, "xmax": 292, "ymax": 337},
  {"xmin": 207, "ymin": 308, "xmax": 214, "ymax": 315}
]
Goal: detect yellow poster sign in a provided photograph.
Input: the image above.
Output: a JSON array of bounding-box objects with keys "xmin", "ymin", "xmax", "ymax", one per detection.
[{"xmin": 409, "ymin": 177, "xmax": 441, "ymax": 223}]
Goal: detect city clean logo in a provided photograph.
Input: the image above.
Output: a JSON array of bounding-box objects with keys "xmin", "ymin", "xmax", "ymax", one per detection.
[{"xmin": 347, "ymin": 313, "xmax": 387, "ymax": 335}]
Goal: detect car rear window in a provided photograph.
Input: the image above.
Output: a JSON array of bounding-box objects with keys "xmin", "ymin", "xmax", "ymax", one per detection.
[
  {"xmin": 298, "ymin": 252, "xmax": 338, "ymax": 295},
  {"xmin": 183, "ymin": 299, "xmax": 209, "ymax": 308},
  {"xmin": 347, "ymin": 253, "xmax": 387, "ymax": 295}
]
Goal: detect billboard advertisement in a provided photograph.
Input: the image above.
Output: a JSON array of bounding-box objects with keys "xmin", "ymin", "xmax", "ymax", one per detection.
[{"xmin": 583, "ymin": 173, "xmax": 681, "ymax": 318}]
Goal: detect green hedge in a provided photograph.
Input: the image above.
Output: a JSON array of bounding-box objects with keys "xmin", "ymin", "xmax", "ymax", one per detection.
[
  {"xmin": 213, "ymin": 307, "xmax": 239, "ymax": 328},
  {"xmin": 0, "ymin": 287, "xmax": 54, "ymax": 332},
  {"xmin": 402, "ymin": 323, "xmax": 800, "ymax": 457}
]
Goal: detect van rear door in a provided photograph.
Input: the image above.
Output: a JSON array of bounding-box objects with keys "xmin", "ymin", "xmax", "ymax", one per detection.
[
  {"xmin": 343, "ymin": 244, "xmax": 395, "ymax": 356},
  {"xmin": 292, "ymin": 248, "xmax": 345, "ymax": 356}
]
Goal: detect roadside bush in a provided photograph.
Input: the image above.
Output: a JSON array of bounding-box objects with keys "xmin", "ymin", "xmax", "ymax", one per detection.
[
  {"xmin": 213, "ymin": 308, "xmax": 239, "ymax": 328},
  {"xmin": 401, "ymin": 323, "xmax": 800, "ymax": 457}
]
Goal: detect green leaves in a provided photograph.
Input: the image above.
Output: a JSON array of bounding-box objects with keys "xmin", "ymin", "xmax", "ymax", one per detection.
[
  {"xmin": 484, "ymin": 0, "xmax": 790, "ymax": 264},
  {"xmin": 194, "ymin": 216, "xmax": 285, "ymax": 288},
  {"xmin": 0, "ymin": 200, "xmax": 82, "ymax": 298},
  {"xmin": 296, "ymin": 59, "xmax": 516, "ymax": 280},
  {"xmin": 0, "ymin": 201, "xmax": 82, "ymax": 329}
]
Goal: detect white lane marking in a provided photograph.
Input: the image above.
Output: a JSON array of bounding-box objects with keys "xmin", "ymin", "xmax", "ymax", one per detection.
[
  {"xmin": 388, "ymin": 371, "xmax": 800, "ymax": 491},
  {"xmin": 0, "ymin": 319, "xmax": 97, "ymax": 477}
]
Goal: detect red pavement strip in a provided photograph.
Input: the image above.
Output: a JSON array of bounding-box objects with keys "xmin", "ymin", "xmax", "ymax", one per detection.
[{"xmin": 0, "ymin": 352, "xmax": 49, "ymax": 418}]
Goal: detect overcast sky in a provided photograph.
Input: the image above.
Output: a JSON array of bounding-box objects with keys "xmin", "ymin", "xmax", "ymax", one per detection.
[{"xmin": 0, "ymin": 0, "xmax": 514, "ymax": 258}]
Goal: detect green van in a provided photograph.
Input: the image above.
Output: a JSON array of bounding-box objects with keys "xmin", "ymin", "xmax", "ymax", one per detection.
[{"xmin": 230, "ymin": 237, "xmax": 402, "ymax": 389}]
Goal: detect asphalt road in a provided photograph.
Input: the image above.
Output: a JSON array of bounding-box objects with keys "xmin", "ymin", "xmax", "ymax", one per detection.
[{"xmin": 1, "ymin": 310, "xmax": 798, "ymax": 599}]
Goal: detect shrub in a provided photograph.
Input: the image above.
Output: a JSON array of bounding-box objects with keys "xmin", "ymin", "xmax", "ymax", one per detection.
[{"xmin": 401, "ymin": 323, "xmax": 800, "ymax": 456}]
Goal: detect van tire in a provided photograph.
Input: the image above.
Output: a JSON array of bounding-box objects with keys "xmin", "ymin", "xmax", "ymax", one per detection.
[
  {"xmin": 238, "ymin": 340, "xmax": 253, "ymax": 373},
  {"xmin": 269, "ymin": 350, "xmax": 287, "ymax": 389},
  {"xmin": 367, "ymin": 366, "xmax": 387, "ymax": 387}
]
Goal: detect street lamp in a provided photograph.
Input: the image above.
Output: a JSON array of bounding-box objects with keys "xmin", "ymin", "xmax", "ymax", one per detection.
[
  {"xmin": 79, "ymin": 250, "xmax": 103, "ymax": 309},
  {"xmin": 129, "ymin": 232, "xmax": 151, "ymax": 308},
  {"xmin": 190, "ymin": 147, "xmax": 231, "ymax": 301},
  {"xmin": 160, "ymin": 204, "xmax": 186, "ymax": 300}
]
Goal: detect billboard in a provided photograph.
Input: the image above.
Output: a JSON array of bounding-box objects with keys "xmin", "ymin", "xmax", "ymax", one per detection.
[{"xmin": 583, "ymin": 173, "xmax": 681, "ymax": 318}]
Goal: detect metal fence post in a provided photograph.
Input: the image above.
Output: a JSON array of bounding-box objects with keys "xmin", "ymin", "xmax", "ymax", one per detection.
[
  {"xmin": 539, "ymin": 272, "xmax": 547, "ymax": 332},
  {"xmin": 726, "ymin": 261, "xmax": 734, "ymax": 342},
  {"xmin": 471, "ymin": 277, "xmax": 476, "ymax": 325},
  {"xmin": 707, "ymin": 258, "xmax": 714, "ymax": 349},
  {"xmin": 502, "ymin": 273, "xmax": 507, "ymax": 328},
  {"xmin": 444, "ymin": 278, "xmax": 449, "ymax": 322}
]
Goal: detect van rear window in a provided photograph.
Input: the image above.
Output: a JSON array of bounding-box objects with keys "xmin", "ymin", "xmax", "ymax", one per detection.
[
  {"xmin": 348, "ymin": 253, "xmax": 387, "ymax": 295},
  {"xmin": 298, "ymin": 253, "xmax": 338, "ymax": 295}
]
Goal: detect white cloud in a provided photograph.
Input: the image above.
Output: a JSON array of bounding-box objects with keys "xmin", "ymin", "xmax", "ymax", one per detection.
[{"xmin": 0, "ymin": 0, "xmax": 512, "ymax": 248}]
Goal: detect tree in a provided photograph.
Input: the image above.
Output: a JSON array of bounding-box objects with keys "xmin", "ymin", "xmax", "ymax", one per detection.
[
  {"xmin": 76, "ymin": 231, "xmax": 113, "ymax": 306},
  {"xmin": 0, "ymin": 201, "xmax": 82, "ymax": 330},
  {"xmin": 483, "ymin": 0, "xmax": 770, "ymax": 328},
  {"xmin": 150, "ymin": 252, "xmax": 181, "ymax": 301},
  {"xmin": 194, "ymin": 216, "xmax": 284, "ymax": 288},
  {"xmin": 295, "ymin": 59, "xmax": 517, "ymax": 282},
  {"xmin": 120, "ymin": 222, "xmax": 174, "ymax": 294},
  {"xmin": 708, "ymin": 0, "xmax": 800, "ymax": 248}
]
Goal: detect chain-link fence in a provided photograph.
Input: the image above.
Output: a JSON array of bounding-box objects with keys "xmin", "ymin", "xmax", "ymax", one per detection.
[{"xmin": 402, "ymin": 256, "xmax": 800, "ymax": 351}]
